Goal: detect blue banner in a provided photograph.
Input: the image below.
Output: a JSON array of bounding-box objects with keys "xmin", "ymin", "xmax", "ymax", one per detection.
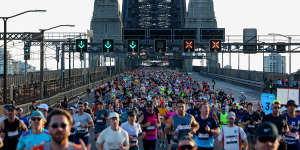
[{"xmin": 261, "ymin": 93, "xmax": 275, "ymax": 115}]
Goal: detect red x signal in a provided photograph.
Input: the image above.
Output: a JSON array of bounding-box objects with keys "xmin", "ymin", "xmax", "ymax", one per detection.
[
  {"xmin": 184, "ymin": 40, "xmax": 195, "ymax": 52},
  {"xmin": 210, "ymin": 40, "xmax": 222, "ymax": 52}
]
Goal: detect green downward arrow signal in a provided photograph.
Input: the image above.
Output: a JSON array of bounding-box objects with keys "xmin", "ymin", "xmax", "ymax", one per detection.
[
  {"xmin": 129, "ymin": 41, "xmax": 136, "ymax": 49},
  {"xmin": 78, "ymin": 41, "xmax": 85, "ymax": 49},
  {"xmin": 105, "ymin": 41, "xmax": 112, "ymax": 49}
]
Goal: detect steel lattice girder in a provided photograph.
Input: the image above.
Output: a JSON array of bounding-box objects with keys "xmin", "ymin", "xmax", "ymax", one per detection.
[{"xmin": 0, "ymin": 32, "xmax": 41, "ymax": 40}]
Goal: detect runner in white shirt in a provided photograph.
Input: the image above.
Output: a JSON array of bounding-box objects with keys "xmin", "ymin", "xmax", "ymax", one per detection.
[
  {"xmin": 96, "ymin": 112, "xmax": 129, "ymax": 150},
  {"xmin": 217, "ymin": 112, "xmax": 248, "ymax": 150},
  {"xmin": 121, "ymin": 111, "xmax": 142, "ymax": 150}
]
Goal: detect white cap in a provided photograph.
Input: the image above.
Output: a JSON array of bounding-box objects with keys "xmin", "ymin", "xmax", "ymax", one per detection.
[
  {"xmin": 37, "ymin": 104, "xmax": 49, "ymax": 111},
  {"xmin": 281, "ymin": 106, "xmax": 287, "ymax": 113},
  {"xmin": 109, "ymin": 112, "xmax": 119, "ymax": 119},
  {"xmin": 296, "ymin": 107, "xmax": 300, "ymax": 112},
  {"xmin": 69, "ymin": 107, "xmax": 75, "ymax": 110}
]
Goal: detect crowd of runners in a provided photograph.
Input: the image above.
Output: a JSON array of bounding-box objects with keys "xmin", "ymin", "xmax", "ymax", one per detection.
[{"xmin": 0, "ymin": 68, "xmax": 299, "ymax": 150}]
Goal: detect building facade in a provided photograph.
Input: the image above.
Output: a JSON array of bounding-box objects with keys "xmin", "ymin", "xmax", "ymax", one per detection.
[
  {"xmin": 264, "ymin": 53, "xmax": 286, "ymax": 73},
  {"xmin": 122, "ymin": 0, "xmax": 186, "ymax": 29}
]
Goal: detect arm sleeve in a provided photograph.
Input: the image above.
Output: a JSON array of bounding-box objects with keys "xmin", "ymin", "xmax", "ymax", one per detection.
[
  {"xmin": 87, "ymin": 114, "xmax": 93, "ymax": 123},
  {"xmin": 217, "ymin": 128, "xmax": 223, "ymax": 142},
  {"xmin": 96, "ymin": 130, "xmax": 105, "ymax": 144},
  {"xmin": 124, "ymin": 131, "xmax": 130, "ymax": 146},
  {"xmin": 16, "ymin": 135, "xmax": 25, "ymax": 150},
  {"xmin": 239, "ymin": 128, "xmax": 247, "ymax": 140}
]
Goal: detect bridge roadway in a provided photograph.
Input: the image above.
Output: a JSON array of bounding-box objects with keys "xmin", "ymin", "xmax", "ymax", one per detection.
[{"xmin": 78, "ymin": 71, "xmax": 262, "ymax": 150}]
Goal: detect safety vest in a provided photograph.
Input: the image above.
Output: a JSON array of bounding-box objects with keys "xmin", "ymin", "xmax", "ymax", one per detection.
[{"xmin": 220, "ymin": 112, "xmax": 228, "ymax": 125}]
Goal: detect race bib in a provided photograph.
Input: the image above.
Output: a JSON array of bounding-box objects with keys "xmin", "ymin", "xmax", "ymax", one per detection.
[
  {"xmin": 160, "ymin": 116, "xmax": 164, "ymax": 119},
  {"xmin": 146, "ymin": 126, "xmax": 155, "ymax": 130},
  {"xmin": 7, "ymin": 130, "xmax": 18, "ymax": 137},
  {"xmin": 225, "ymin": 136, "xmax": 238, "ymax": 144},
  {"xmin": 131, "ymin": 136, "xmax": 138, "ymax": 142},
  {"xmin": 97, "ymin": 119, "xmax": 103, "ymax": 123},
  {"xmin": 176, "ymin": 125, "xmax": 191, "ymax": 131},
  {"xmin": 198, "ymin": 133, "xmax": 209, "ymax": 139}
]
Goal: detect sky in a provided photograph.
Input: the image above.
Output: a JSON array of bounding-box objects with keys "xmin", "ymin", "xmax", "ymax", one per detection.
[{"xmin": 0, "ymin": 0, "xmax": 300, "ymax": 72}]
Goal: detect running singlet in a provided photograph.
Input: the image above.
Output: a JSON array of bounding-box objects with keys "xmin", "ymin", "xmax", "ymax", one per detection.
[
  {"xmin": 144, "ymin": 112, "xmax": 158, "ymax": 140},
  {"xmin": 17, "ymin": 129, "xmax": 51, "ymax": 150},
  {"xmin": 194, "ymin": 117, "xmax": 219, "ymax": 148},
  {"xmin": 218, "ymin": 125, "xmax": 247, "ymax": 150},
  {"xmin": 285, "ymin": 115, "xmax": 300, "ymax": 145},
  {"xmin": 32, "ymin": 142, "xmax": 83, "ymax": 150},
  {"xmin": 173, "ymin": 114, "xmax": 192, "ymax": 142}
]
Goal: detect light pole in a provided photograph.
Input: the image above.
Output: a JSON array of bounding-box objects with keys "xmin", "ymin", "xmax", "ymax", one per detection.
[
  {"xmin": 0, "ymin": 10, "xmax": 46, "ymax": 104},
  {"xmin": 268, "ymin": 33, "xmax": 292, "ymax": 75},
  {"xmin": 40, "ymin": 24, "xmax": 74, "ymax": 100}
]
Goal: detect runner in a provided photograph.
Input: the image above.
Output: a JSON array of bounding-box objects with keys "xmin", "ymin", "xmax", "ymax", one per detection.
[
  {"xmin": 194, "ymin": 102, "xmax": 220, "ymax": 150},
  {"xmin": 263, "ymin": 100, "xmax": 289, "ymax": 150},
  {"xmin": 217, "ymin": 112, "xmax": 248, "ymax": 150},
  {"xmin": 73, "ymin": 102, "xmax": 94, "ymax": 146},
  {"xmin": 255, "ymin": 122, "xmax": 280, "ymax": 150},
  {"xmin": 139, "ymin": 101, "xmax": 161, "ymax": 150},
  {"xmin": 32, "ymin": 109, "xmax": 86, "ymax": 150},
  {"xmin": 0, "ymin": 104, "xmax": 28, "ymax": 150},
  {"xmin": 165, "ymin": 100, "xmax": 199, "ymax": 150},
  {"xmin": 242, "ymin": 102, "xmax": 262, "ymax": 150},
  {"xmin": 121, "ymin": 111, "xmax": 142, "ymax": 150},
  {"xmin": 157, "ymin": 100, "xmax": 169, "ymax": 148},
  {"xmin": 17, "ymin": 110, "xmax": 51, "ymax": 150},
  {"xmin": 93, "ymin": 101, "xmax": 108, "ymax": 139},
  {"xmin": 96, "ymin": 112, "xmax": 129, "ymax": 150},
  {"xmin": 284, "ymin": 100, "xmax": 300, "ymax": 149}
]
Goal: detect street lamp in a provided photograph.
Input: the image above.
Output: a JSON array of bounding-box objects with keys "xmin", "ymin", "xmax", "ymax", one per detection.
[
  {"xmin": 0, "ymin": 9, "xmax": 46, "ymax": 104},
  {"xmin": 40, "ymin": 24, "xmax": 75, "ymax": 100},
  {"xmin": 268, "ymin": 33, "xmax": 292, "ymax": 75}
]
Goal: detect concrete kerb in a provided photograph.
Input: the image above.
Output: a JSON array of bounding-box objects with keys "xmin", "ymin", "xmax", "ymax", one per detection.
[{"xmin": 0, "ymin": 75, "xmax": 119, "ymax": 117}]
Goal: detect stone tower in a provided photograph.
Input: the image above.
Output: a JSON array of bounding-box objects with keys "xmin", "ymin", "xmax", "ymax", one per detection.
[
  {"xmin": 186, "ymin": 0, "xmax": 218, "ymax": 73},
  {"xmin": 90, "ymin": 0, "xmax": 123, "ymax": 69}
]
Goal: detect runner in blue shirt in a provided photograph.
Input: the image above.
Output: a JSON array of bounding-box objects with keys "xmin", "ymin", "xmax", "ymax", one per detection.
[
  {"xmin": 194, "ymin": 102, "xmax": 220, "ymax": 150},
  {"xmin": 285, "ymin": 100, "xmax": 300, "ymax": 150},
  {"xmin": 17, "ymin": 110, "xmax": 51, "ymax": 150}
]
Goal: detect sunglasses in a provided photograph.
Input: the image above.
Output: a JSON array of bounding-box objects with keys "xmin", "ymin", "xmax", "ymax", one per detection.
[
  {"xmin": 178, "ymin": 145, "xmax": 195, "ymax": 150},
  {"xmin": 273, "ymin": 106, "xmax": 281, "ymax": 109},
  {"xmin": 31, "ymin": 117, "xmax": 42, "ymax": 121},
  {"xmin": 258, "ymin": 136, "xmax": 277, "ymax": 143},
  {"xmin": 50, "ymin": 123, "xmax": 67, "ymax": 129}
]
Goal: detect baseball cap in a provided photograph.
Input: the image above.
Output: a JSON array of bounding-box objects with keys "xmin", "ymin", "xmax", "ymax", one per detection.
[
  {"xmin": 109, "ymin": 112, "xmax": 119, "ymax": 119},
  {"xmin": 37, "ymin": 104, "xmax": 49, "ymax": 111},
  {"xmin": 272, "ymin": 100, "xmax": 281, "ymax": 105},
  {"xmin": 69, "ymin": 106, "xmax": 75, "ymax": 110},
  {"xmin": 287, "ymin": 100, "xmax": 297, "ymax": 107},
  {"xmin": 281, "ymin": 106, "xmax": 287, "ymax": 113},
  {"xmin": 256, "ymin": 122, "xmax": 279, "ymax": 138},
  {"xmin": 16, "ymin": 107, "xmax": 23, "ymax": 113},
  {"xmin": 146, "ymin": 101, "xmax": 153, "ymax": 106},
  {"xmin": 30, "ymin": 110, "xmax": 45, "ymax": 119},
  {"xmin": 227, "ymin": 112, "xmax": 236, "ymax": 119},
  {"xmin": 127, "ymin": 111, "xmax": 136, "ymax": 117},
  {"xmin": 4, "ymin": 105, "xmax": 16, "ymax": 110}
]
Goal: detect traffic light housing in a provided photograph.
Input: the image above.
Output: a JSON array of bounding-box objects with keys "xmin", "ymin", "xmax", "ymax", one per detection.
[
  {"xmin": 155, "ymin": 40, "xmax": 167, "ymax": 52},
  {"xmin": 128, "ymin": 40, "xmax": 139, "ymax": 52},
  {"xmin": 184, "ymin": 40, "xmax": 195, "ymax": 52},
  {"xmin": 210, "ymin": 40, "xmax": 222, "ymax": 52},
  {"xmin": 76, "ymin": 39, "xmax": 88, "ymax": 52},
  {"xmin": 24, "ymin": 41, "xmax": 31, "ymax": 60},
  {"xmin": 103, "ymin": 39, "xmax": 114, "ymax": 53},
  {"xmin": 80, "ymin": 50, "xmax": 84, "ymax": 60}
]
